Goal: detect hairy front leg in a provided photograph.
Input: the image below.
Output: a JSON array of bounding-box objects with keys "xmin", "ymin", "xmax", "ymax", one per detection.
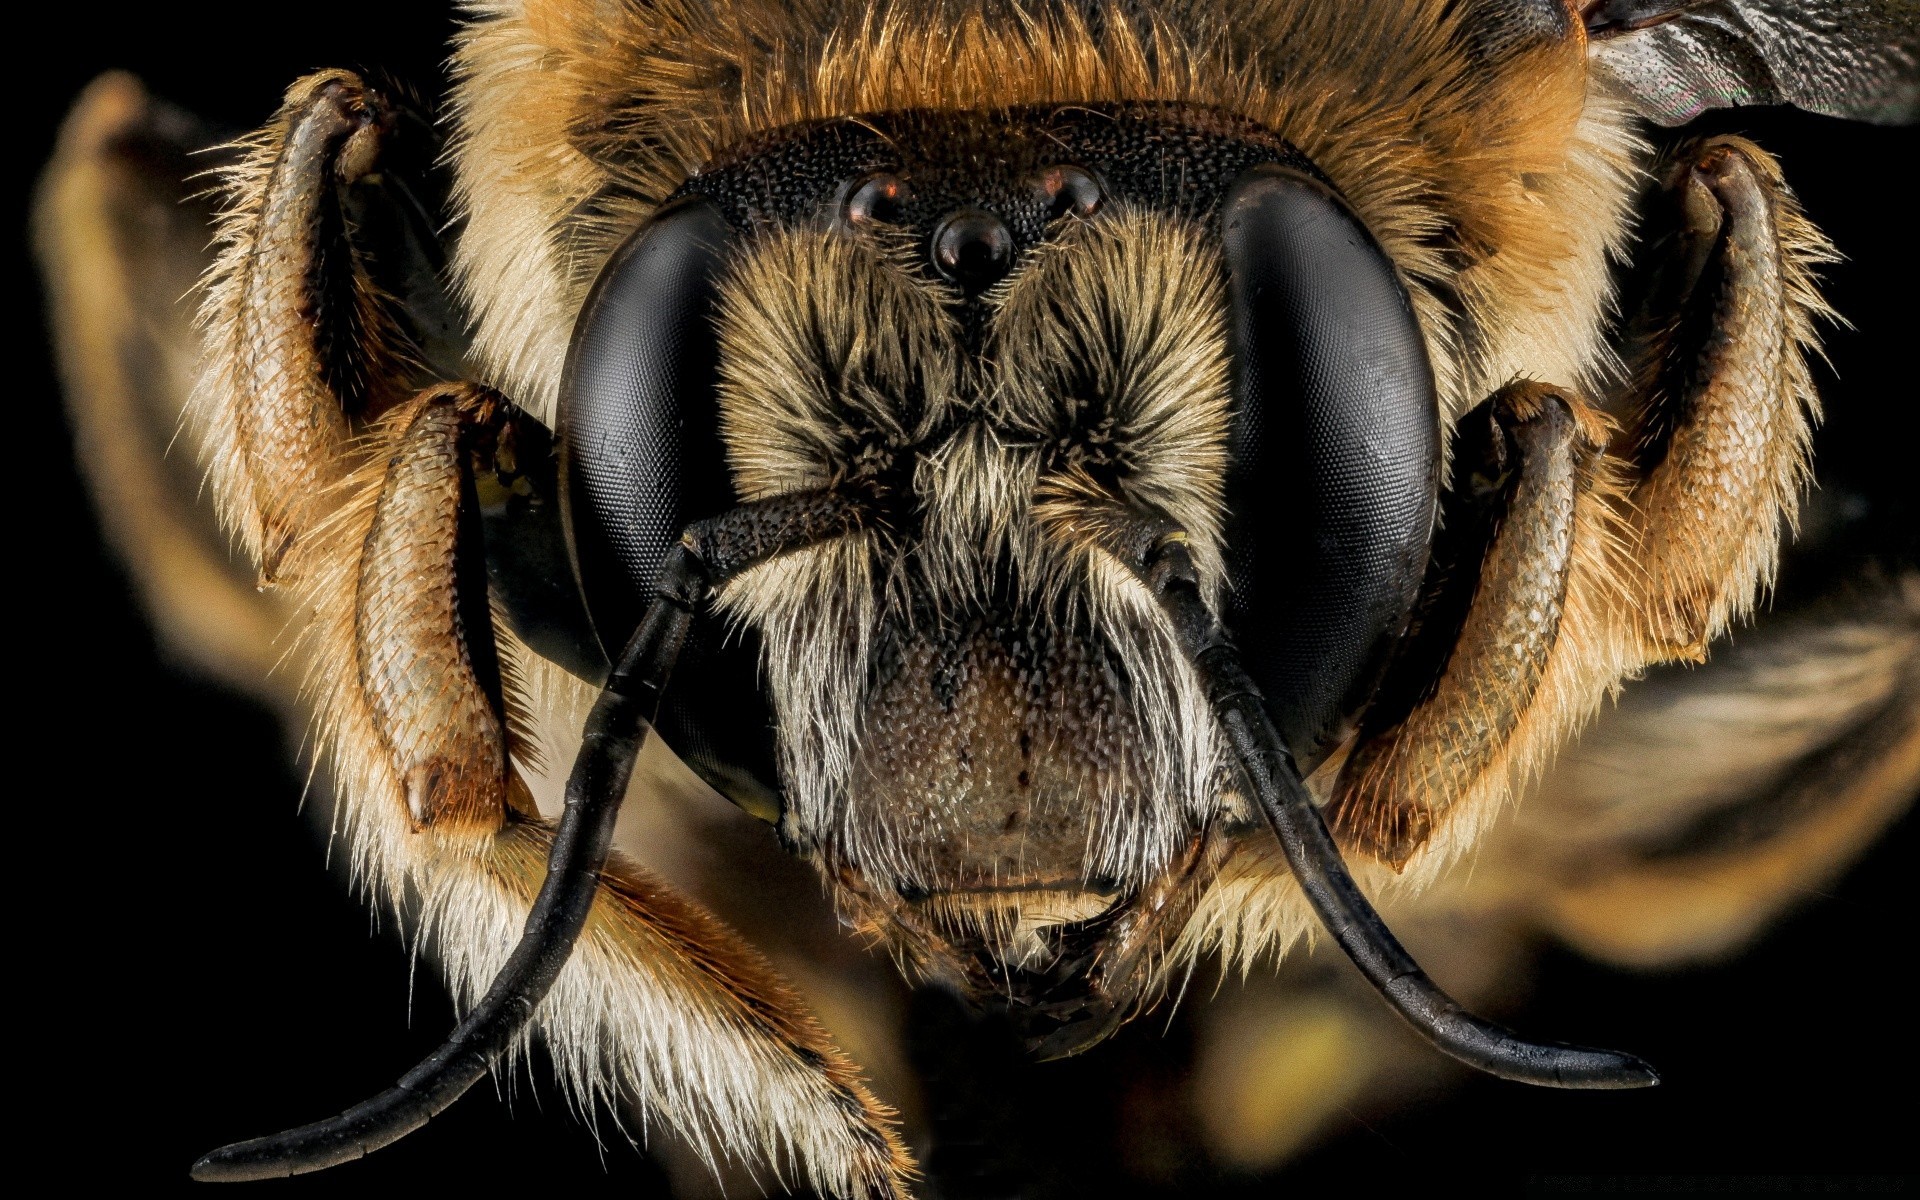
[
  {"xmin": 1610, "ymin": 135, "xmax": 1835, "ymax": 664},
  {"xmin": 185, "ymin": 75, "xmax": 913, "ymax": 1193},
  {"xmin": 1326, "ymin": 136, "xmax": 1835, "ymax": 873},
  {"xmin": 252, "ymin": 384, "xmax": 913, "ymax": 1195}
]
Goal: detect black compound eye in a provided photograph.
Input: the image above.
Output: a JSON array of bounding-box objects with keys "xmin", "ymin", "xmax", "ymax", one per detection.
[
  {"xmin": 932, "ymin": 207, "xmax": 1015, "ymax": 292},
  {"xmin": 559, "ymin": 196, "xmax": 735, "ymax": 653},
  {"xmin": 1038, "ymin": 164, "xmax": 1104, "ymax": 220},
  {"xmin": 1220, "ymin": 165, "xmax": 1440, "ymax": 770},
  {"xmin": 559, "ymin": 196, "xmax": 782, "ymax": 818},
  {"xmin": 845, "ymin": 172, "xmax": 910, "ymax": 226}
]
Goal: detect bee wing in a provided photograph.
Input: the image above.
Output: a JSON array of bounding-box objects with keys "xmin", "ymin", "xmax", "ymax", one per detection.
[
  {"xmin": 1585, "ymin": 0, "xmax": 1920, "ymax": 125},
  {"xmin": 1488, "ymin": 571, "xmax": 1920, "ymax": 968}
]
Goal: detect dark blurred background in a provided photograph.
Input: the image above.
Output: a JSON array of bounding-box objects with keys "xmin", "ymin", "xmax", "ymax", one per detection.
[{"xmin": 17, "ymin": 5, "xmax": 1916, "ymax": 1193}]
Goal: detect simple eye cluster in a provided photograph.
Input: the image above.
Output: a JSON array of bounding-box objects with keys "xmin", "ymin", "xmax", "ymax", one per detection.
[{"xmin": 841, "ymin": 164, "xmax": 1106, "ymax": 292}]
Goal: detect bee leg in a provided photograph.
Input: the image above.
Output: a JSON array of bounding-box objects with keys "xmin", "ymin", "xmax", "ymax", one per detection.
[
  {"xmin": 194, "ymin": 69, "xmax": 462, "ymax": 585},
  {"xmin": 1606, "ymin": 135, "xmax": 1833, "ymax": 665},
  {"xmin": 195, "ymin": 385, "xmax": 912, "ymax": 1196},
  {"xmin": 1327, "ymin": 133, "xmax": 1832, "ymax": 872},
  {"xmin": 1327, "ymin": 381, "xmax": 1618, "ymax": 869},
  {"xmin": 33, "ymin": 74, "xmax": 290, "ymax": 686}
]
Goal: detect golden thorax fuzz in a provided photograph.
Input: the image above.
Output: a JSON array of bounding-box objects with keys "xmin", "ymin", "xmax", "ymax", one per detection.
[{"xmin": 453, "ymin": 0, "xmax": 1630, "ymax": 426}]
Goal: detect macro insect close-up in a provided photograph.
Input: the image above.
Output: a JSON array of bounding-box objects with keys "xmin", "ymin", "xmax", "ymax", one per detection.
[{"xmin": 27, "ymin": 0, "xmax": 1920, "ymax": 1194}]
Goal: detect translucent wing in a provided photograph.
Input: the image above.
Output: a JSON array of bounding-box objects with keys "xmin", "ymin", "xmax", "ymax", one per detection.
[{"xmin": 1586, "ymin": 0, "xmax": 1920, "ymax": 125}]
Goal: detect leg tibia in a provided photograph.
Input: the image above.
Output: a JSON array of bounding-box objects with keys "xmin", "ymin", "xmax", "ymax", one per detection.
[
  {"xmin": 1330, "ymin": 382, "xmax": 1614, "ymax": 867},
  {"xmin": 1612, "ymin": 136, "xmax": 1834, "ymax": 663},
  {"xmin": 343, "ymin": 385, "xmax": 525, "ymax": 832}
]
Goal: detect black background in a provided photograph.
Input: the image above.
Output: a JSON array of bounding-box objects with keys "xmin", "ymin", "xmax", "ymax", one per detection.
[{"xmin": 17, "ymin": 5, "xmax": 1917, "ymax": 1194}]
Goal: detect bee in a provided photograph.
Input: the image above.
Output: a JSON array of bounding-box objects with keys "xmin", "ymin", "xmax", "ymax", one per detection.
[{"xmin": 35, "ymin": 1, "xmax": 1918, "ymax": 1193}]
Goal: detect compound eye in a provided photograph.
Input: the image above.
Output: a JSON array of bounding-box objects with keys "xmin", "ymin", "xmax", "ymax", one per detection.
[
  {"xmin": 1220, "ymin": 166, "xmax": 1439, "ymax": 769},
  {"xmin": 1038, "ymin": 164, "xmax": 1103, "ymax": 220},
  {"xmin": 845, "ymin": 172, "xmax": 910, "ymax": 226}
]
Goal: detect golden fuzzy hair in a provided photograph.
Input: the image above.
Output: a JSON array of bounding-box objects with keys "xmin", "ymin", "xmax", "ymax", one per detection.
[
  {"xmin": 288, "ymin": 391, "xmax": 912, "ymax": 1195},
  {"xmin": 448, "ymin": 0, "xmax": 1640, "ymax": 427}
]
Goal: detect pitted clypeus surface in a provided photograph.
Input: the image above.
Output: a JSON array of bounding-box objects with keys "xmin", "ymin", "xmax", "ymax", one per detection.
[{"xmin": 857, "ymin": 607, "xmax": 1148, "ymax": 890}]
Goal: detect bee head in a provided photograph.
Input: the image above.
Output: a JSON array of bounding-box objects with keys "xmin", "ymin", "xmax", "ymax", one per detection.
[{"xmin": 557, "ymin": 105, "xmax": 1440, "ymax": 1044}]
